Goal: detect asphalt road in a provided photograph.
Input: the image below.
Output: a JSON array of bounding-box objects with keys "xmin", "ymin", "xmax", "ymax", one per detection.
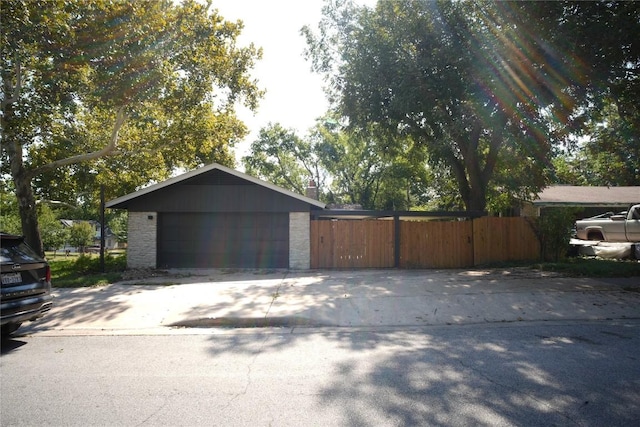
[{"xmin": 2, "ymin": 321, "xmax": 639, "ymax": 426}]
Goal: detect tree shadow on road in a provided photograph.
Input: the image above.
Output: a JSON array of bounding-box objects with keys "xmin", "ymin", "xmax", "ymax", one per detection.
[
  {"xmin": 202, "ymin": 322, "xmax": 640, "ymax": 426},
  {"xmin": 15, "ymin": 285, "xmax": 144, "ymax": 336}
]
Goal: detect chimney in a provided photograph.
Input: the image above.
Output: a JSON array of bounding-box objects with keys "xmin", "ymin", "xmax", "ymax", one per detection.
[{"xmin": 305, "ymin": 180, "xmax": 319, "ymax": 200}]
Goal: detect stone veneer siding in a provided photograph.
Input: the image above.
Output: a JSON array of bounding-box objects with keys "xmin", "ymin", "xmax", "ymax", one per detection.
[
  {"xmin": 127, "ymin": 211, "xmax": 157, "ymax": 269},
  {"xmin": 289, "ymin": 212, "xmax": 310, "ymax": 269}
]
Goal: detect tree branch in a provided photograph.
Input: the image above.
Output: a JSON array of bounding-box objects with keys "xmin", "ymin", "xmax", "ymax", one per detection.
[
  {"xmin": 447, "ymin": 150, "xmax": 469, "ymax": 194},
  {"xmin": 481, "ymin": 115, "xmax": 507, "ymax": 183},
  {"xmin": 1, "ymin": 59, "xmax": 22, "ymax": 110},
  {"xmin": 27, "ymin": 108, "xmax": 128, "ymax": 179}
]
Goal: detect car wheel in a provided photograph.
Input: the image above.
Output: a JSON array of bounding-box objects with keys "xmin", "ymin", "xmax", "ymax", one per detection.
[
  {"xmin": 1, "ymin": 322, "xmax": 22, "ymax": 338},
  {"xmin": 587, "ymin": 232, "xmax": 604, "ymax": 241}
]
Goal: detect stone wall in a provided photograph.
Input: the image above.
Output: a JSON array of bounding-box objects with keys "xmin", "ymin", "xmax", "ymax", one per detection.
[
  {"xmin": 127, "ymin": 212, "xmax": 157, "ymax": 269},
  {"xmin": 289, "ymin": 212, "xmax": 310, "ymax": 269}
]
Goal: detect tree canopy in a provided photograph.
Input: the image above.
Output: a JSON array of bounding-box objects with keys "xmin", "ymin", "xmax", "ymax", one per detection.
[
  {"xmin": 242, "ymin": 118, "xmax": 430, "ymax": 210},
  {"xmin": 1, "ymin": 0, "xmax": 263, "ymax": 254},
  {"xmin": 243, "ymin": 123, "xmax": 325, "ymax": 196},
  {"xmin": 303, "ymin": 0, "xmax": 640, "ymax": 211}
]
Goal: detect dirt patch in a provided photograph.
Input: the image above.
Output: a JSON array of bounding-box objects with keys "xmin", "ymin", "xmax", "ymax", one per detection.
[
  {"xmin": 458, "ymin": 267, "xmax": 563, "ymax": 279},
  {"xmin": 170, "ymin": 316, "xmax": 329, "ymax": 329},
  {"xmin": 120, "ymin": 269, "xmax": 174, "ymax": 281}
]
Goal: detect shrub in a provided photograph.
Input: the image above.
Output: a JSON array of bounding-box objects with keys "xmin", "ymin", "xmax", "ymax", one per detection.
[
  {"xmin": 73, "ymin": 253, "xmax": 127, "ymax": 274},
  {"xmin": 529, "ymin": 207, "xmax": 580, "ymax": 262},
  {"xmin": 68, "ymin": 222, "xmax": 95, "ymax": 252}
]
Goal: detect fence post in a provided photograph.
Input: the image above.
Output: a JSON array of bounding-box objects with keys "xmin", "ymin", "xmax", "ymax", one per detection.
[
  {"xmin": 394, "ymin": 215, "xmax": 400, "ymax": 268},
  {"xmin": 471, "ymin": 217, "xmax": 475, "ymax": 267}
]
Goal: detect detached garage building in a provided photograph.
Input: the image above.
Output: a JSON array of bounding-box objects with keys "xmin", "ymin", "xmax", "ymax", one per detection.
[{"xmin": 106, "ymin": 163, "xmax": 325, "ymax": 270}]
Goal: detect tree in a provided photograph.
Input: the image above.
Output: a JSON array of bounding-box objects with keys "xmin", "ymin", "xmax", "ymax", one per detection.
[
  {"xmin": 303, "ymin": 1, "xmax": 637, "ymax": 212},
  {"xmin": 314, "ymin": 123, "xmax": 429, "ymax": 209},
  {"xmin": 577, "ymin": 98, "xmax": 639, "ymax": 186},
  {"xmin": 514, "ymin": 1, "xmax": 640, "ymax": 187},
  {"xmin": 528, "ymin": 207, "xmax": 579, "ymax": 262},
  {"xmin": 243, "ymin": 117, "xmax": 430, "ymax": 209},
  {"xmin": 68, "ymin": 222, "xmax": 94, "ymax": 254},
  {"xmin": 108, "ymin": 211, "xmax": 128, "ymax": 245},
  {"xmin": 38, "ymin": 203, "xmax": 69, "ymax": 254},
  {"xmin": 0, "ymin": 188, "xmax": 22, "ymax": 235},
  {"xmin": 242, "ymin": 123, "xmax": 326, "ymax": 195},
  {"xmin": 523, "ymin": 1, "xmax": 640, "ymax": 145},
  {"xmin": 1, "ymin": 0, "xmax": 262, "ymax": 255}
]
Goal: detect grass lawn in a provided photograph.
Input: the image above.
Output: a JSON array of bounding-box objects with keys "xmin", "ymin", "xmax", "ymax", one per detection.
[
  {"xmin": 46, "ymin": 250, "xmax": 638, "ymax": 288},
  {"xmin": 47, "ymin": 251, "xmax": 126, "ymax": 288},
  {"xmin": 533, "ymin": 257, "xmax": 640, "ymax": 277}
]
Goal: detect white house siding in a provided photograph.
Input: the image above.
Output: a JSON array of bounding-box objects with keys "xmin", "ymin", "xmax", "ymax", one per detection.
[
  {"xmin": 127, "ymin": 212, "xmax": 157, "ymax": 269},
  {"xmin": 289, "ymin": 212, "xmax": 310, "ymax": 269}
]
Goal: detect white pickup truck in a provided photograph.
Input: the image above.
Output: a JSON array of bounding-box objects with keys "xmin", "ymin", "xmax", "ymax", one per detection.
[{"xmin": 575, "ymin": 204, "xmax": 640, "ymax": 242}]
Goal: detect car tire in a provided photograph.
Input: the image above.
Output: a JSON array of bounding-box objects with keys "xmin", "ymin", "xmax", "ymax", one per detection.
[
  {"xmin": 1, "ymin": 322, "xmax": 22, "ymax": 338},
  {"xmin": 587, "ymin": 232, "xmax": 604, "ymax": 241}
]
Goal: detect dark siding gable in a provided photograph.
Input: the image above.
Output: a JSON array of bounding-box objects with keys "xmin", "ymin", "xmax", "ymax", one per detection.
[{"xmin": 126, "ymin": 183, "xmax": 312, "ymax": 213}]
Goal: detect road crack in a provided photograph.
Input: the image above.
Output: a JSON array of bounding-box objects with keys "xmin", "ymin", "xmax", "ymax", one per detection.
[
  {"xmin": 220, "ymin": 274, "xmax": 288, "ymax": 413},
  {"xmin": 221, "ymin": 333, "xmax": 270, "ymax": 412}
]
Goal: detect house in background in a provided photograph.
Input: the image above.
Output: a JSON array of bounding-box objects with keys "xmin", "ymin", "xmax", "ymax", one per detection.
[
  {"xmin": 522, "ymin": 185, "xmax": 640, "ymax": 218},
  {"xmin": 106, "ymin": 163, "xmax": 326, "ymax": 270},
  {"xmin": 59, "ymin": 219, "xmax": 119, "ymax": 252}
]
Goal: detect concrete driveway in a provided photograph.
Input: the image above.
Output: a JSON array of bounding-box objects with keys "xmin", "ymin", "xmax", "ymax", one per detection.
[{"xmin": 18, "ymin": 268, "xmax": 640, "ymax": 336}]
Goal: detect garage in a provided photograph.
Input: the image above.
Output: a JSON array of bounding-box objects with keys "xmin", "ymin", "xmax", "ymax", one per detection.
[
  {"xmin": 157, "ymin": 212, "xmax": 289, "ymax": 268},
  {"xmin": 106, "ymin": 163, "xmax": 325, "ymax": 270}
]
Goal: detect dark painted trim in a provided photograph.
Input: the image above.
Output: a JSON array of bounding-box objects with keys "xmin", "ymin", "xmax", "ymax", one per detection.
[
  {"xmin": 394, "ymin": 215, "xmax": 400, "ymax": 268},
  {"xmin": 311, "ymin": 210, "xmax": 487, "ymax": 219}
]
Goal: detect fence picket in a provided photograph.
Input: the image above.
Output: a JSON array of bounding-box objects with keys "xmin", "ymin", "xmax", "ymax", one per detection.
[{"xmin": 311, "ymin": 217, "xmax": 540, "ymax": 269}]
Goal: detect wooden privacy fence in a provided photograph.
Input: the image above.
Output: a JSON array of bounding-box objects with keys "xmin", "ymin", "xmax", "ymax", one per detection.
[{"xmin": 310, "ymin": 217, "xmax": 540, "ymax": 269}]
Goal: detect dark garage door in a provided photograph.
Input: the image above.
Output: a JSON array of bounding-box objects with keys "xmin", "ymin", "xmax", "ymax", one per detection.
[{"xmin": 158, "ymin": 213, "xmax": 289, "ymax": 268}]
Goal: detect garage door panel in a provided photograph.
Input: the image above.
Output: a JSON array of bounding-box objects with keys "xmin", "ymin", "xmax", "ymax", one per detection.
[{"xmin": 158, "ymin": 213, "xmax": 289, "ymax": 268}]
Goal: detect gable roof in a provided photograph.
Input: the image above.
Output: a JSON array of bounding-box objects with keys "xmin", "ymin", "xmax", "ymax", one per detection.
[
  {"xmin": 106, "ymin": 163, "xmax": 326, "ymax": 209},
  {"xmin": 532, "ymin": 185, "xmax": 640, "ymax": 207}
]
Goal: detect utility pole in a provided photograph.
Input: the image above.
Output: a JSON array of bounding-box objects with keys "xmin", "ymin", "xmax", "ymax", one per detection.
[{"xmin": 100, "ymin": 185, "xmax": 105, "ymax": 273}]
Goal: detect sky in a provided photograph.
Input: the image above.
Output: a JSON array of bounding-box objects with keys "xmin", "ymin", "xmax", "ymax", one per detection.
[{"xmin": 212, "ymin": 0, "xmax": 374, "ymax": 166}]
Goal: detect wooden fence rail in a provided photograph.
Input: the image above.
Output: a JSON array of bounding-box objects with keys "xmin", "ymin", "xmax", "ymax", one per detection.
[{"xmin": 311, "ymin": 217, "xmax": 540, "ymax": 269}]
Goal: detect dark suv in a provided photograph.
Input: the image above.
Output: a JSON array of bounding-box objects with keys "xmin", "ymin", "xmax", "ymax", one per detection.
[{"xmin": 1, "ymin": 233, "xmax": 53, "ymax": 336}]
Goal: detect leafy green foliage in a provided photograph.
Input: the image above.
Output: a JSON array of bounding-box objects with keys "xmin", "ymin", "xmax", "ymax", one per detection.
[
  {"xmin": 314, "ymin": 124, "xmax": 429, "ymax": 209},
  {"xmin": 528, "ymin": 208, "xmax": 580, "ymax": 262},
  {"xmin": 71, "ymin": 253, "xmax": 126, "ymax": 275},
  {"xmin": 68, "ymin": 222, "xmax": 95, "ymax": 251},
  {"xmin": 302, "ymin": 0, "xmax": 565, "ymax": 212},
  {"xmin": 243, "ymin": 119, "xmax": 431, "ymax": 209},
  {"xmin": 38, "ymin": 203, "xmax": 69, "ymax": 252},
  {"xmin": 553, "ymin": 98, "xmax": 640, "ymax": 186},
  {"xmin": 49, "ymin": 253, "xmax": 126, "ymax": 288},
  {"xmin": 303, "ymin": 0, "xmax": 640, "ymax": 211},
  {"xmin": 108, "ymin": 211, "xmax": 128, "ymax": 243},
  {"xmin": 2, "ymin": 0, "xmax": 263, "ymax": 254},
  {"xmin": 243, "ymin": 123, "xmax": 324, "ymax": 195},
  {"xmin": 535, "ymin": 258, "xmax": 640, "ymax": 278},
  {"xmin": 0, "ymin": 190, "xmax": 21, "ymax": 234}
]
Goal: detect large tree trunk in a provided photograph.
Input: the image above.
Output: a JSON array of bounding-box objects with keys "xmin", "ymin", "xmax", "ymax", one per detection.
[
  {"xmin": 2, "ymin": 107, "xmax": 126, "ymax": 257},
  {"xmin": 465, "ymin": 185, "xmax": 488, "ymax": 213},
  {"xmin": 448, "ymin": 146, "xmax": 489, "ymax": 213},
  {"xmin": 14, "ymin": 172, "xmax": 43, "ymax": 256},
  {"xmin": 2, "ymin": 95, "xmax": 44, "ymax": 255},
  {"xmin": 450, "ymin": 119, "xmax": 504, "ymax": 213},
  {"xmin": 5, "ymin": 139, "xmax": 43, "ymax": 256},
  {"xmin": 2, "ymin": 65, "xmax": 42, "ymax": 255}
]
